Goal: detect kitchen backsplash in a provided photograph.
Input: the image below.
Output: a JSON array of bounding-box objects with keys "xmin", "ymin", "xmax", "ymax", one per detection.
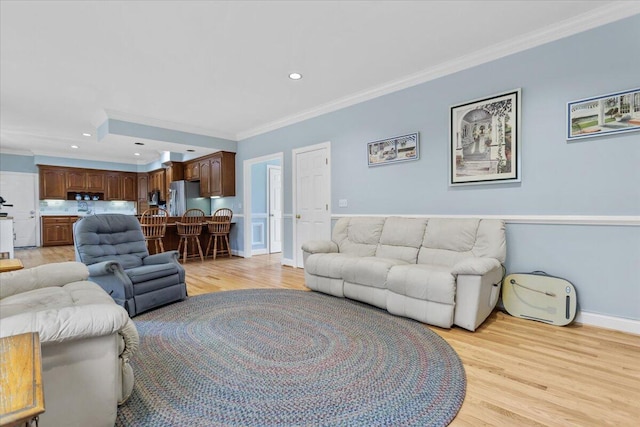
[{"xmin": 40, "ymin": 200, "xmax": 136, "ymax": 215}]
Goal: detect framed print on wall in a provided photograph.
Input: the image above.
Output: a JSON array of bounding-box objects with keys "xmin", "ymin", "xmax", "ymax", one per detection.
[
  {"xmin": 367, "ymin": 132, "xmax": 419, "ymax": 167},
  {"xmin": 567, "ymin": 87, "xmax": 640, "ymax": 141},
  {"xmin": 449, "ymin": 89, "xmax": 521, "ymax": 186}
]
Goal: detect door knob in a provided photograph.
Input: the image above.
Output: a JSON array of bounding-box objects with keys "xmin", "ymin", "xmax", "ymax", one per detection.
[{"xmin": 296, "ymin": 214, "xmax": 301, "ymax": 219}]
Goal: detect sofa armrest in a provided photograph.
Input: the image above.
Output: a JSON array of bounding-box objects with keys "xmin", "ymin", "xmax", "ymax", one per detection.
[
  {"xmin": 143, "ymin": 251, "xmax": 180, "ymax": 265},
  {"xmin": 87, "ymin": 261, "xmax": 134, "ymax": 301},
  {"xmin": 0, "ymin": 262, "xmax": 89, "ymax": 299},
  {"xmin": 0, "ymin": 303, "xmax": 131, "ymax": 343},
  {"xmin": 452, "ymin": 258, "xmax": 501, "ymax": 276},
  {"xmin": 301, "ymin": 240, "xmax": 338, "ymax": 254}
]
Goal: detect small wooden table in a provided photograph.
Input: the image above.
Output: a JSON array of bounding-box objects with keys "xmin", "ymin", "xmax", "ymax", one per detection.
[
  {"xmin": 0, "ymin": 333, "xmax": 45, "ymax": 427},
  {"xmin": 0, "ymin": 259, "xmax": 23, "ymax": 273}
]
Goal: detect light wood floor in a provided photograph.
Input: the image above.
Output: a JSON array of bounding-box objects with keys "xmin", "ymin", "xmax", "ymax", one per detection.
[{"xmin": 14, "ymin": 246, "xmax": 640, "ymax": 426}]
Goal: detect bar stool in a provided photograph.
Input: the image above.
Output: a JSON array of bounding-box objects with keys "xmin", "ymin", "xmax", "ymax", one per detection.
[
  {"xmin": 205, "ymin": 208, "xmax": 233, "ymax": 259},
  {"xmin": 176, "ymin": 208, "xmax": 205, "ymax": 263},
  {"xmin": 140, "ymin": 207, "xmax": 169, "ymax": 254}
]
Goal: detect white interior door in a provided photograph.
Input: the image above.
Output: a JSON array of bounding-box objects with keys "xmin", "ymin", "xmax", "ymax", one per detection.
[
  {"xmin": 268, "ymin": 165, "xmax": 282, "ymax": 253},
  {"xmin": 294, "ymin": 143, "xmax": 331, "ymax": 268},
  {"xmin": 0, "ymin": 172, "xmax": 38, "ymax": 247}
]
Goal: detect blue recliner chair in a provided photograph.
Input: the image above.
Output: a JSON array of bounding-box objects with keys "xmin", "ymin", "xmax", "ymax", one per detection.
[{"xmin": 73, "ymin": 214, "xmax": 187, "ymax": 316}]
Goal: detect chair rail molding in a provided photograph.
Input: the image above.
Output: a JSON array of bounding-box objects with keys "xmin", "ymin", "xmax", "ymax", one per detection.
[{"xmin": 331, "ymin": 214, "xmax": 640, "ymax": 227}]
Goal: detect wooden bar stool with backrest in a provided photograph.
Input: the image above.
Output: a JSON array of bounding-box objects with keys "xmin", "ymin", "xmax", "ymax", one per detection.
[
  {"xmin": 206, "ymin": 208, "xmax": 233, "ymax": 259},
  {"xmin": 176, "ymin": 208, "xmax": 206, "ymax": 263},
  {"xmin": 140, "ymin": 207, "xmax": 169, "ymax": 254}
]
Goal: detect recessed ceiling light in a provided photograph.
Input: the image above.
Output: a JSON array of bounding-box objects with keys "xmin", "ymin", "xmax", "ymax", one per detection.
[
  {"xmin": 289, "ymin": 72, "xmax": 302, "ymax": 80},
  {"xmin": 135, "ymin": 142, "xmax": 145, "ymax": 146},
  {"xmin": 82, "ymin": 133, "xmax": 91, "ymax": 137},
  {"xmin": 71, "ymin": 145, "xmax": 79, "ymax": 149},
  {"xmin": 134, "ymin": 153, "xmax": 140, "ymax": 156},
  {"xmin": 186, "ymin": 149, "xmax": 195, "ymax": 152}
]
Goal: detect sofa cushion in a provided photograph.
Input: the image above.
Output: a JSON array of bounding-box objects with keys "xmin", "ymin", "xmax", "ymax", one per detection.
[
  {"xmin": 387, "ymin": 264, "xmax": 456, "ymax": 305},
  {"xmin": 0, "ymin": 281, "xmax": 130, "ymax": 343},
  {"xmin": 342, "ymin": 257, "xmax": 408, "ymax": 289},
  {"xmin": 333, "ymin": 217, "xmax": 385, "ymax": 256},
  {"xmin": 125, "ymin": 263, "xmax": 181, "ymax": 284},
  {"xmin": 305, "ymin": 253, "xmax": 357, "ymax": 279},
  {"xmin": 377, "ymin": 217, "xmax": 427, "ymax": 263}
]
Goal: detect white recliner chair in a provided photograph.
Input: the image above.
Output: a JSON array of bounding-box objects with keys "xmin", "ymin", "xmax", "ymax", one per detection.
[{"xmin": 0, "ymin": 261, "xmax": 139, "ymax": 427}]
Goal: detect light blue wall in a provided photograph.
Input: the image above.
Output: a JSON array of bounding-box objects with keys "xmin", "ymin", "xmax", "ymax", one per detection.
[
  {"xmin": 0, "ymin": 154, "xmax": 38, "ymax": 173},
  {"xmin": 104, "ymin": 119, "xmax": 237, "ymax": 153},
  {"xmin": 234, "ymin": 15, "xmax": 640, "ymax": 320}
]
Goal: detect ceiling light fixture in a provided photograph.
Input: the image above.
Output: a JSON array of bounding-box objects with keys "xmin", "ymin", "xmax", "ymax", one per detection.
[
  {"xmin": 82, "ymin": 133, "xmax": 91, "ymax": 137},
  {"xmin": 135, "ymin": 142, "xmax": 145, "ymax": 145},
  {"xmin": 186, "ymin": 149, "xmax": 195, "ymax": 152},
  {"xmin": 71, "ymin": 145, "xmax": 79, "ymax": 149},
  {"xmin": 288, "ymin": 72, "xmax": 302, "ymax": 80},
  {"xmin": 134, "ymin": 153, "xmax": 140, "ymax": 156}
]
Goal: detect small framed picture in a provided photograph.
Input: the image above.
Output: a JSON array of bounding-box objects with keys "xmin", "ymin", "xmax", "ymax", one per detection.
[
  {"xmin": 567, "ymin": 88, "xmax": 640, "ymax": 141},
  {"xmin": 449, "ymin": 89, "xmax": 521, "ymax": 186},
  {"xmin": 367, "ymin": 133, "xmax": 419, "ymax": 167}
]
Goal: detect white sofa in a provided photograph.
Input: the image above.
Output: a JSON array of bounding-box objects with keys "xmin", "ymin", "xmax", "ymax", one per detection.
[
  {"xmin": 302, "ymin": 217, "xmax": 506, "ymax": 331},
  {"xmin": 0, "ymin": 261, "xmax": 139, "ymax": 427}
]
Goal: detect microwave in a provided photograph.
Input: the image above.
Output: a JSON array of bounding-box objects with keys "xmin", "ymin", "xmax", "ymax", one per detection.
[{"xmin": 148, "ymin": 191, "xmax": 161, "ymax": 206}]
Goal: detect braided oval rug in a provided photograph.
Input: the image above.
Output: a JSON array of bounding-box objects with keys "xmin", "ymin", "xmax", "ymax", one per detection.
[{"xmin": 116, "ymin": 289, "xmax": 466, "ymax": 427}]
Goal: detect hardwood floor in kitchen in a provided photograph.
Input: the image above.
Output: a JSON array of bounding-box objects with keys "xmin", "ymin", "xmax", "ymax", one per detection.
[{"xmin": 13, "ymin": 246, "xmax": 640, "ymax": 426}]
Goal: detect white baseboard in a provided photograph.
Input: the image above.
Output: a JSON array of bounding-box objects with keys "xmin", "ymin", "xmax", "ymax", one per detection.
[
  {"xmin": 281, "ymin": 258, "xmax": 294, "ymax": 267},
  {"xmin": 251, "ymin": 248, "xmax": 268, "ymax": 256},
  {"xmin": 574, "ymin": 311, "xmax": 640, "ymax": 335},
  {"xmin": 231, "ymin": 249, "xmax": 244, "ymax": 257}
]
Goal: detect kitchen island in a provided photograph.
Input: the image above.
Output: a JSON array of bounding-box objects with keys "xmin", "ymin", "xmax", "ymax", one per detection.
[{"xmin": 139, "ymin": 216, "xmax": 234, "ymax": 257}]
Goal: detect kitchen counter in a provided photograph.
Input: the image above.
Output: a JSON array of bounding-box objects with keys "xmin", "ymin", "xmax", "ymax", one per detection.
[{"xmin": 137, "ymin": 216, "xmax": 234, "ymax": 257}]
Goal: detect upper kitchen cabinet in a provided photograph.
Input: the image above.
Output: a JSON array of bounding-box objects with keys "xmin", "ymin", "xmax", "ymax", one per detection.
[
  {"xmin": 163, "ymin": 162, "xmax": 184, "ymax": 200},
  {"xmin": 199, "ymin": 158, "xmax": 211, "ymax": 197},
  {"xmin": 38, "ymin": 165, "xmax": 134, "ymax": 200},
  {"xmin": 197, "ymin": 151, "xmax": 235, "ymax": 197},
  {"xmin": 39, "ymin": 166, "xmax": 66, "ymax": 199},
  {"xmin": 105, "ymin": 172, "xmax": 137, "ymax": 201},
  {"xmin": 210, "ymin": 151, "xmax": 235, "ymax": 197},
  {"xmin": 137, "ymin": 173, "xmax": 149, "ymax": 212},
  {"xmin": 148, "ymin": 169, "xmax": 166, "ymax": 199},
  {"xmin": 184, "ymin": 161, "xmax": 200, "ymax": 181},
  {"xmin": 65, "ymin": 169, "xmax": 105, "ymax": 193}
]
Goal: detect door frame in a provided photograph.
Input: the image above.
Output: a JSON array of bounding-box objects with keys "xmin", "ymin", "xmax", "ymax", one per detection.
[
  {"xmin": 267, "ymin": 164, "xmax": 282, "ymax": 254},
  {"xmin": 292, "ymin": 141, "xmax": 331, "ymax": 269},
  {"xmin": 0, "ymin": 171, "xmax": 40, "ymax": 247},
  {"xmin": 242, "ymin": 152, "xmax": 284, "ymax": 259}
]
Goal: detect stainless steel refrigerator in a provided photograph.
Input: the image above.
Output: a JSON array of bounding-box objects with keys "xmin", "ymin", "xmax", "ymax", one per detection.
[{"xmin": 168, "ymin": 180, "xmax": 210, "ymax": 217}]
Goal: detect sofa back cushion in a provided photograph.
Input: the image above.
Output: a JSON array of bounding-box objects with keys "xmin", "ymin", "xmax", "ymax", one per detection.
[
  {"xmin": 376, "ymin": 217, "xmax": 427, "ymax": 263},
  {"xmin": 332, "ymin": 217, "xmax": 385, "ymax": 256},
  {"xmin": 74, "ymin": 214, "xmax": 148, "ymax": 269},
  {"xmin": 418, "ymin": 218, "xmax": 506, "ymax": 266}
]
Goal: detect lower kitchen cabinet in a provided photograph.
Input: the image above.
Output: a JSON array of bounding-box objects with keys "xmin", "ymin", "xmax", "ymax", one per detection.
[{"xmin": 41, "ymin": 216, "xmax": 77, "ymax": 246}]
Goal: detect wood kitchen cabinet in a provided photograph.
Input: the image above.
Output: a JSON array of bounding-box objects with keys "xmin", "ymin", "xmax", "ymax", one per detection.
[
  {"xmin": 122, "ymin": 173, "xmax": 136, "ymax": 201},
  {"xmin": 137, "ymin": 173, "xmax": 149, "ymax": 212},
  {"xmin": 65, "ymin": 169, "xmax": 105, "ymax": 193},
  {"xmin": 198, "ymin": 158, "xmax": 211, "ymax": 197},
  {"xmin": 41, "ymin": 216, "xmax": 77, "ymax": 246},
  {"xmin": 105, "ymin": 172, "xmax": 137, "ymax": 201},
  {"xmin": 194, "ymin": 152, "xmax": 235, "ymax": 198},
  {"xmin": 163, "ymin": 162, "xmax": 184, "ymax": 201},
  {"xmin": 148, "ymin": 169, "xmax": 166, "ymax": 198},
  {"xmin": 39, "ymin": 167, "xmax": 66, "ymax": 199},
  {"xmin": 209, "ymin": 151, "xmax": 235, "ymax": 197},
  {"xmin": 184, "ymin": 161, "xmax": 200, "ymax": 181}
]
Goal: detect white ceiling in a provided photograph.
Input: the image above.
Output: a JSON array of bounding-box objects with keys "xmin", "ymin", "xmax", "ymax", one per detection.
[{"xmin": 1, "ymin": 1, "xmax": 638, "ymax": 165}]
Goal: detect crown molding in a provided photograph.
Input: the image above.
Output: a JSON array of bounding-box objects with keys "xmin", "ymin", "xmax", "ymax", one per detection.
[{"xmin": 236, "ymin": 2, "xmax": 640, "ymax": 141}]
